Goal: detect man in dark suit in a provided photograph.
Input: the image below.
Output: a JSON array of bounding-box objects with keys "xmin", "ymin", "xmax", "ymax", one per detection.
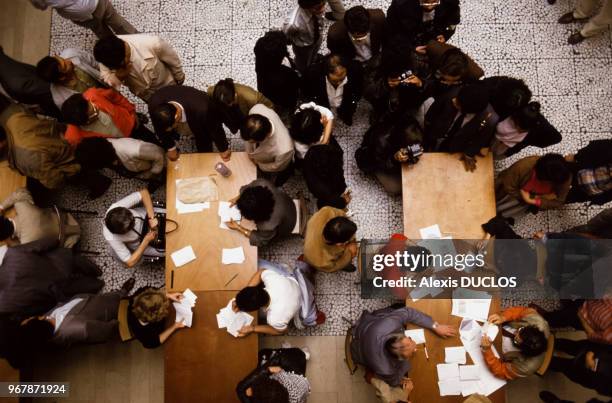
[
  {"xmin": 386, "ymin": 0, "xmax": 460, "ymax": 51},
  {"xmin": 327, "ymin": 6, "xmax": 386, "ymax": 64},
  {"xmin": 302, "ymin": 54, "xmax": 363, "ymax": 125},
  {"xmin": 424, "ymin": 83, "xmax": 498, "ymax": 172},
  {"xmin": 148, "ymin": 85, "xmax": 230, "ymax": 162}
]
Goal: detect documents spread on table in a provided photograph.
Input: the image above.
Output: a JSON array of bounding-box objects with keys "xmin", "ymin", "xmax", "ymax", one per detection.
[
  {"xmin": 445, "ymin": 346, "xmax": 467, "ymax": 364},
  {"xmin": 404, "ymin": 328, "xmax": 426, "ymax": 344},
  {"xmin": 171, "ymin": 245, "xmax": 197, "ymax": 267},
  {"xmin": 173, "ymin": 288, "xmax": 198, "ymax": 327},
  {"xmin": 218, "ymin": 201, "xmax": 242, "ymax": 229},
  {"xmin": 216, "ymin": 299, "xmax": 254, "ymax": 337},
  {"xmin": 451, "ymin": 288, "xmax": 492, "ymax": 322},
  {"xmin": 222, "ymin": 247, "xmax": 245, "ymax": 265}
]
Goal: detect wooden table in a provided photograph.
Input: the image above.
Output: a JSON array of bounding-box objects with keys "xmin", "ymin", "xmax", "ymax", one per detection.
[
  {"xmin": 401, "ymin": 152, "xmax": 496, "ymax": 239},
  {"xmin": 165, "ymin": 153, "xmax": 257, "ymax": 292},
  {"xmin": 164, "ymin": 291, "xmax": 258, "ymax": 403}
]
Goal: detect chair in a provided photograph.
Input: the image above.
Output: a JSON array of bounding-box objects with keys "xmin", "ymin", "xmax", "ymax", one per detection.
[
  {"xmin": 117, "ymin": 299, "xmax": 134, "ymax": 342},
  {"xmin": 291, "ymin": 195, "xmax": 310, "ymax": 236},
  {"xmin": 536, "ymin": 334, "xmax": 555, "ymax": 376},
  {"xmin": 344, "ymin": 324, "xmax": 359, "ymax": 375}
]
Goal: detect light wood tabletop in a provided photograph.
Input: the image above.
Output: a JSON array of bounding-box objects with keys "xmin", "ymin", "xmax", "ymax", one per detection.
[
  {"xmin": 164, "ymin": 290, "xmax": 258, "ymax": 403},
  {"xmin": 401, "ymin": 152, "xmax": 497, "ymax": 240},
  {"xmin": 165, "ymin": 152, "xmax": 257, "ymax": 292}
]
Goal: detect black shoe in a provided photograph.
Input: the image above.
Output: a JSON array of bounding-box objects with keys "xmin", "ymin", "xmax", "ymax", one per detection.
[
  {"xmin": 121, "ymin": 277, "xmax": 136, "ymax": 294},
  {"xmin": 558, "ymin": 12, "xmax": 588, "ymax": 24},
  {"xmin": 341, "ymin": 264, "xmax": 357, "ymax": 273},
  {"xmin": 325, "ymin": 11, "xmax": 337, "ymax": 21},
  {"xmin": 568, "ymin": 31, "xmax": 586, "ymax": 44}
]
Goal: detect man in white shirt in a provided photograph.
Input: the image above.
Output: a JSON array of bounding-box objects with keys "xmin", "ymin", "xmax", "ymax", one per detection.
[
  {"xmin": 282, "ymin": 0, "xmax": 327, "ymax": 73},
  {"xmin": 29, "ymin": 0, "xmax": 137, "ymax": 39}
]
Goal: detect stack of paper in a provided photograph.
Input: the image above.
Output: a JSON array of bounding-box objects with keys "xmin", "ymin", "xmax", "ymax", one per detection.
[
  {"xmin": 173, "ymin": 289, "xmax": 198, "ymax": 327},
  {"xmin": 404, "ymin": 328, "xmax": 426, "ymax": 344},
  {"xmin": 437, "ymin": 363, "xmax": 461, "ymax": 396},
  {"xmin": 216, "ymin": 299, "xmax": 255, "ymax": 337},
  {"xmin": 222, "ymin": 247, "xmax": 245, "ymax": 265},
  {"xmin": 445, "ymin": 346, "xmax": 467, "ymax": 364},
  {"xmin": 451, "ymin": 288, "xmax": 492, "ymax": 322},
  {"xmin": 171, "ymin": 245, "xmax": 197, "ymax": 267},
  {"xmin": 482, "ymin": 322, "xmax": 499, "ymax": 340},
  {"xmin": 218, "ymin": 201, "xmax": 242, "ymax": 229}
]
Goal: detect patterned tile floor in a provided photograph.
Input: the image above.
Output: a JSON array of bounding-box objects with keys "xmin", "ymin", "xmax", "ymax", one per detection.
[{"xmin": 49, "ymin": 0, "xmax": 612, "ymax": 336}]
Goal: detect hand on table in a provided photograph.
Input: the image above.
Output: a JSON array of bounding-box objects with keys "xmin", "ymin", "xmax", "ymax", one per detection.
[
  {"xmin": 460, "ymin": 154, "xmax": 477, "ymax": 172},
  {"xmin": 433, "ymin": 323, "xmax": 457, "ymax": 338},
  {"xmin": 174, "ymin": 320, "xmax": 186, "ymax": 330},
  {"xmin": 227, "ymin": 219, "xmax": 241, "ymax": 231},
  {"xmin": 220, "ymin": 150, "xmax": 232, "ymax": 162},
  {"xmin": 238, "ymin": 325, "xmax": 254, "ymax": 337}
]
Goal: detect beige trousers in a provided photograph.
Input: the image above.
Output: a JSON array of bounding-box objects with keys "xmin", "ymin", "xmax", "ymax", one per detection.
[
  {"xmin": 328, "ymin": 0, "xmax": 346, "ymax": 20},
  {"xmin": 573, "ymin": 0, "xmax": 612, "ymax": 37},
  {"xmin": 75, "ymin": 0, "xmax": 138, "ymax": 39}
]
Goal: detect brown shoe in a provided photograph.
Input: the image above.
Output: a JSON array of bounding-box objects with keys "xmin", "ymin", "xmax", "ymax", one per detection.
[
  {"xmin": 558, "ymin": 12, "xmax": 588, "ymax": 24},
  {"xmin": 568, "ymin": 31, "xmax": 586, "ymax": 44}
]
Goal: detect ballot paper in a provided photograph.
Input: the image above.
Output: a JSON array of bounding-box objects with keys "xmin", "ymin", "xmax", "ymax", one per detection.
[
  {"xmin": 0, "ymin": 245, "xmax": 7, "ymax": 265},
  {"xmin": 404, "ymin": 328, "xmax": 426, "ymax": 344},
  {"xmin": 437, "ymin": 363, "xmax": 460, "ymax": 380},
  {"xmin": 460, "ymin": 380, "xmax": 480, "ymax": 396},
  {"xmin": 445, "ymin": 346, "xmax": 467, "ymax": 364},
  {"xmin": 482, "ymin": 322, "xmax": 499, "ymax": 340},
  {"xmin": 451, "ymin": 288, "xmax": 492, "ymax": 322},
  {"xmin": 218, "ymin": 201, "xmax": 242, "ymax": 223},
  {"xmin": 222, "ymin": 247, "xmax": 245, "ymax": 265},
  {"xmin": 216, "ymin": 299, "xmax": 254, "ymax": 337},
  {"xmin": 172, "ymin": 289, "xmax": 198, "ymax": 327},
  {"xmin": 171, "ymin": 245, "xmax": 197, "ymax": 267},
  {"xmin": 459, "ymin": 365, "xmax": 480, "ymax": 381},
  {"xmin": 419, "ymin": 224, "xmax": 442, "ymax": 239},
  {"xmin": 438, "ymin": 379, "xmax": 462, "ymax": 396},
  {"xmin": 175, "ymin": 180, "xmax": 210, "ymax": 214}
]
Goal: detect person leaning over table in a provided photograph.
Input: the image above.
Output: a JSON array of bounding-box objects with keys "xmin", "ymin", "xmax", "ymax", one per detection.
[
  {"xmin": 126, "ymin": 287, "xmax": 186, "ymax": 349},
  {"xmin": 226, "ymin": 178, "xmax": 297, "ymax": 247},
  {"xmin": 481, "ymin": 306, "xmax": 550, "ymax": 380},
  {"xmin": 303, "ymin": 206, "xmax": 358, "ymax": 273},
  {"xmin": 351, "ymin": 305, "xmax": 457, "ymax": 403}
]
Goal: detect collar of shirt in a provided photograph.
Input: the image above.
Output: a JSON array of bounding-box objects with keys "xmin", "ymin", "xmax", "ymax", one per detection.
[
  {"xmin": 325, "ymin": 76, "xmax": 348, "ymax": 109},
  {"xmin": 169, "ymin": 101, "xmax": 187, "ymax": 123}
]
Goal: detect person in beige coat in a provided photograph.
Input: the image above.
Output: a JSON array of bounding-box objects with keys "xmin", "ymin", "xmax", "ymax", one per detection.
[
  {"xmin": 303, "ymin": 206, "xmax": 358, "ymax": 273},
  {"xmin": 93, "ymin": 34, "xmax": 184, "ymax": 102}
]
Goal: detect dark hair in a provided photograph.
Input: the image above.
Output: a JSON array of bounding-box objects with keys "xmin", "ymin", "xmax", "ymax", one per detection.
[
  {"xmin": 0, "ymin": 93, "xmax": 11, "ymax": 115},
  {"xmin": 36, "ymin": 56, "xmax": 62, "ymax": 82},
  {"xmin": 241, "ymin": 114, "xmax": 272, "ymax": 142},
  {"xmin": 512, "ymin": 101, "xmax": 541, "ymax": 130},
  {"xmin": 61, "ymin": 93, "xmax": 90, "ymax": 126},
  {"xmin": 20, "ymin": 318, "xmax": 54, "ymax": 346},
  {"xmin": 534, "ymin": 153, "xmax": 571, "ymax": 184},
  {"xmin": 254, "ymin": 30, "xmax": 289, "ymax": 70},
  {"xmin": 290, "ymin": 108, "xmax": 324, "ymax": 145},
  {"xmin": 456, "ymin": 84, "xmax": 489, "ymax": 114},
  {"xmin": 298, "ymin": 0, "xmax": 325, "ymax": 9},
  {"xmin": 305, "ymin": 144, "xmax": 343, "ymax": 178},
  {"xmin": 381, "ymin": 48, "xmax": 411, "ymax": 77},
  {"xmin": 105, "ymin": 207, "xmax": 135, "ymax": 234},
  {"xmin": 235, "ymin": 284, "xmax": 270, "ymax": 312},
  {"xmin": 438, "ymin": 48, "xmax": 469, "ymax": 77},
  {"xmin": 0, "ymin": 216, "xmax": 14, "ymax": 240},
  {"xmin": 236, "ymin": 185, "xmax": 275, "ymax": 222},
  {"xmin": 75, "ymin": 138, "xmax": 118, "ymax": 171},
  {"xmin": 344, "ymin": 6, "xmax": 370, "ymax": 34},
  {"xmin": 212, "ymin": 78, "xmax": 236, "ymax": 107},
  {"xmin": 93, "ymin": 36, "xmax": 127, "ymax": 70},
  {"xmin": 490, "ymin": 76, "xmax": 532, "ymax": 115},
  {"xmin": 150, "ymin": 103, "xmax": 177, "ymax": 133},
  {"xmin": 517, "ymin": 326, "xmax": 547, "ymax": 357},
  {"xmin": 384, "ymin": 334, "xmax": 406, "ymax": 358},
  {"xmin": 251, "ymin": 377, "xmax": 289, "ymax": 403},
  {"xmin": 390, "ymin": 116, "xmax": 423, "ymax": 149},
  {"xmin": 323, "ymin": 216, "xmax": 357, "ymax": 244},
  {"xmin": 324, "ymin": 54, "xmax": 348, "ymax": 76}
]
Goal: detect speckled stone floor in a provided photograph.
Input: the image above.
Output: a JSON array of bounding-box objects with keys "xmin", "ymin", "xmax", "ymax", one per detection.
[{"xmin": 49, "ymin": 0, "xmax": 612, "ymax": 336}]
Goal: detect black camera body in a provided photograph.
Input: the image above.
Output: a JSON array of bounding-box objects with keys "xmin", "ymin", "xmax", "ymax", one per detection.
[{"xmin": 402, "ymin": 143, "xmax": 424, "ymax": 165}]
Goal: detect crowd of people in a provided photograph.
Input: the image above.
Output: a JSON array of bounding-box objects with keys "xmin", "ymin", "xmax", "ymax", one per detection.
[{"xmin": 0, "ymin": 0, "xmax": 611, "ymax": 402}]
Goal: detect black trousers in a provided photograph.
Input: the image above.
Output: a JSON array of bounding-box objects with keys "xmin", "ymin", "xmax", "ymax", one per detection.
[{"xmin": 549, "ymin": 338, "xmax": 607, "ymax": 394}]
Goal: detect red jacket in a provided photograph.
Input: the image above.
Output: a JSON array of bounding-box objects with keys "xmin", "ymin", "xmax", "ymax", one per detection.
[{"xmin": 65, "ymin": 88, "xmax": 136, "ymax": 146}]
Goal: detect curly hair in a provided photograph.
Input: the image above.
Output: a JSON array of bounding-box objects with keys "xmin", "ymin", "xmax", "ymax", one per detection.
[{"xmin": 131, "ymin": 288, "xmax": 169, "ymax": 323}]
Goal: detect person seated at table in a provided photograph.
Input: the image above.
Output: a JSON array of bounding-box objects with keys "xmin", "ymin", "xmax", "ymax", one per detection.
[
  {"xmin": 241, "ymin": 104, "xmax": 295, "ymax": 186},
  {"xmin": 303, "ymin": 143, "xmax": 350, "ymax": 209},
  {"xmin": 208, "ymin": 78, "xmax": 274, "ymax": 134},
  {"xmin": 565, "ymin": 139, "xmax": 612, "ymax": 206},
  {"xmin": 495, "ymin": 153, "xmax": 572, "ymax": 219},
  {"xmin": 103, "ymin": 189, "xmax": 162, "ymax": 267},
  {"xmin": 234, "ymin": 259, "xmax": 323, "ymax": 336},
  {"xmin": 126, "ymin": 287, "xmax": 186, "ymax": 349},
  {"xmin": 75, "ymin": 136, "xmax": 165, "ymax": 181},
  {"xmin": 355, "ymin": 115, "xmax": 423, "ymax": 195},
  {"xmin": 0, "ymin": 96, "xmax": 81, "ymax": 190},
  {"xmin": 423, "ymin": 83, "xmax": 498, "ymax": 172},
  {"xmin": 491, "ymin": 101, "xmax": 561, "ymax": 159},
  {"xmin": 254, "ymin": 30, "xmax": 301, "ymax": 119},
  {"xmin": 0, "ymin": 188, "xmax": 80, "ymax": 248},
  {"xmin": 226, "ymin": 179, "xmax": 297, "ymax": 247},
  {"xmin": 302, "ymin": 53, "xmax": 363, "ymax": 126},
  {"xmin": 61, "ymin": 88, "xmax": 156, "ymax": 146},
  {"xmin": 290, "ymin": 102, "xmax": 335, "ymax": 160},
  {"xmin": 481, "ymin": 76, "xmax": 532, "ymax": 121},
  {"xmin": 18, "ymin": 278, "xmax": 135, "ymax": 348},
  {"xmin": 0, "ymin": 237, "xmax": 104, "ymax": 318},
  {"xmin": 237, "ymin": 347, "xmax": 311, "ymax": 403},
  {"xmin": 351, "ymin": 305, "xmax": 457, "ymax": 402},
  {"xmin": 303, "ymin": 206, "xmax": 358, "ymax": 273},
  {"xmin": 148, "ymin": 85, "xmax": 230, "ymax": 162},
  {"xmin": 36, "ymin": 48, "xmax": 105, "ymax": 109},
  {"xmin": 481, "ymin": 306, "xmax": 550, "ymax": 380}
]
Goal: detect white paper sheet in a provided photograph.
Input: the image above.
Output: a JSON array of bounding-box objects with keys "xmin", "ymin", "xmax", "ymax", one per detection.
[
  {"xmin": 0, "ymin": 245, "xmax": 7, "ymax": 265},
  {"xmin": 451, "ymin": 288, "xmax": 492, "ymax": 322},
  {"xmin": 437, "ymin": 363, "xmax": 460, "ymax": 380},
  {"xmin": 227, "ymin": 312, "xmax": 254, "ymax": 337},
  {"xmin": 445, "ymin": 346, "xmax": 467, "ymax": 364},
  {"xmin": 182, "ymin": 289, "xmax": 198, "ymax": 307},
  {"xmin": 460, "ymin": 380, "xmax": 480, "ymax": 396},
  {"xmin": 459, "ymin": 365, "xmax": 480, "ymax": 381},
  {"xmin": 482, "ymin": 322, "xmax": 499, "ymax": 340},
  {"xmin": 172, "ymin": 289, "xmax": 197, "ymax": 327},
  {"xmin": 419, "ymin": 224, "xmax": 442, "ymax": 239},
  {"xmin": 222, "ymin": 247, "xmax": 245, "ymax": 265},
  {"xmin": 404, "ymin": 328, "xmax": 426, "ymax": 344},
  {"xmin": 171, "ymin": 245, "xmax": 196, "ymax": 267},
  {"xmin": 218, "ymin": 201, "xmax": 242, "ymax": 223},
  {"xmin": 438, "ymin": 378, "xmax": 462, "ymax": 396}
]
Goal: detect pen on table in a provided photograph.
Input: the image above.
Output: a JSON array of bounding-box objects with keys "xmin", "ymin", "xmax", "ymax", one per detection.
[
  {"xmin": 170, "ymin": 270, "xmax": 174, "ymax": 289},
  {"xmin": 424, "ymin": 344, "xmax": 429, "ymax": 361},
  {"xmin": 224, "ymin": 273, "xmax": 239, "ymax": 287}
]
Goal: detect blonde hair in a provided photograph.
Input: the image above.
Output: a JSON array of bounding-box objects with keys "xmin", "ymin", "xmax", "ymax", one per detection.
[{"xmin": 132, "ymin": 288, "xmax": 169, "ymax": 323}]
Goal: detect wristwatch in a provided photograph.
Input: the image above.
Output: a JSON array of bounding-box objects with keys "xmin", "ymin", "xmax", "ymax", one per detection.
[{"xmin": 432, "ymin": 322, "xmax": 439, "ymax": 330}]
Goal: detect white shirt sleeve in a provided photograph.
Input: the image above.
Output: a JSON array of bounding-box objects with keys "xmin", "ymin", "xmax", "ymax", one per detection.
[
  {"xmin": 298, "ymin": 102, "xmax": 334, "ymax": 121},
  {"xmin": 107, "ymin": 191, "xmax": 143, "ymax": 212}
]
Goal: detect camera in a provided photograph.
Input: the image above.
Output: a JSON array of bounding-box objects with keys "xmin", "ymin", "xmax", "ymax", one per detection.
[
  {"xmin": 399, "ymin": 143, "xmax": 424, "ymax": 165},
  {"xmin": 398, "ymin": 70, "xmax": 414, "ymax": 86}
]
